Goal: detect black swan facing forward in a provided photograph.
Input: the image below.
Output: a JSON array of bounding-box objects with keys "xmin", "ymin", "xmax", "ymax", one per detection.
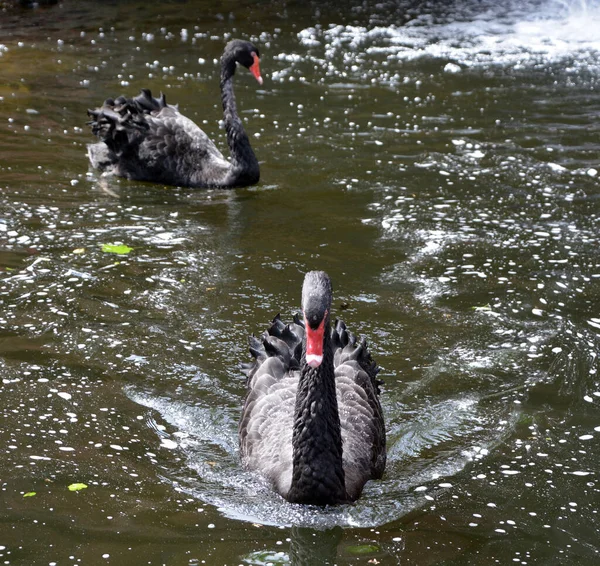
[
  {"xmin": 87, "ymin": 39, "xmax": 262, "ymax": 189},
  {"xmin": 240, "ymin": 271, "xmax": 386, "ymax": 505}
]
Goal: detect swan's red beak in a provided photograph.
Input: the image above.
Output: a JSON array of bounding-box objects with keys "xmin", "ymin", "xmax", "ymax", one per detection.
[
  {"xmin": 305, "ymin": 313, "xmax": 326, "ymax": 368},
  {"xmin": 249, "ymin": 52, "xmax": 263, "ymax": 85}
]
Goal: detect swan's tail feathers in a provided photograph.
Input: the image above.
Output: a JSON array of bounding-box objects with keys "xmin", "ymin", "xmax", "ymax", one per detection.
[
  {"xmin": 87, "ymin": 88, "xmax": 177, "ymax": 164},
  {"xmin": 133, "ymin": 89, "xmax": 169, "ymax": 113},
  {"xmin": 87, "ymin": 98, "xmax": 150, "ymax": 168},
  {"xmin": 86, "ymin": 142, "xmax": 117, "ymax": 172}
]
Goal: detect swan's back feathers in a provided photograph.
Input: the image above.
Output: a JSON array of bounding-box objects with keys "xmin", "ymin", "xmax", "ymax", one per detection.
[
  {"xmin": 240, "ymin": 313, "xmax": 386, "ymax": 501},
  {"xmin": 241, "ymin": 313, "xmax": 304, "ymax": 382},
  {"xmin": 330, "ymin": 320, "xmax": 386, "ymax": 496},
  {"xmin": 331, "ymin": 319, "xmax": 381, "ymax": 388},
  {"xmin": 87, "ymin": 89, "xmax": 233, "ymax": 188}
]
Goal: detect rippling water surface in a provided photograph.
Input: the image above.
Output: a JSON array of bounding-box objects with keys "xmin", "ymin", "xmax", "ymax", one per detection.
[{"xmin": 1, "ymin": 0, "xmax": 599, "ymax": 564}]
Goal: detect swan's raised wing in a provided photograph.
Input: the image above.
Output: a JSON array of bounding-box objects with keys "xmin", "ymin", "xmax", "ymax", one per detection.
[
  {"xmin": 87, "ymin": 89, "xmax": 231, "ymax": 187},
  {"xmin": 239, "ymin": 315, "xmax": 305, "ymax": 498},
  {"xmin": 239, "ymin": 369, "xmax": 297, "ymax": 497},
  {"xmin": 331, "ymin": 320, "xmax": 386, "ymax": 499}
]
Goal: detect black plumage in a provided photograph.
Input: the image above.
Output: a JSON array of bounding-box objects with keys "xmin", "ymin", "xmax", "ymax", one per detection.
[
  {"xmin": 86, "ymin": 39, "xmax": 262, "ymax": 188},
  {"xmin": 239, "ymin": 271, "xmax": 386, "ymax": 505}
]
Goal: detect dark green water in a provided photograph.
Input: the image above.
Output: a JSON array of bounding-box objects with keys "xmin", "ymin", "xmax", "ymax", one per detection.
[{"xmin": 1, "ymin": 0, "xmax": 599, "ymax": 564}]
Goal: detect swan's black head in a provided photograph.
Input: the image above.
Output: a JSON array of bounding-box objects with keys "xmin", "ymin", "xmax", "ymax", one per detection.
[
  {"xmin": 301, "ymin": 271, "xmax": 332, "ymax": 368},
  {"xmin": 223, "ymin": 39, "xmax": 263, "ymax": 84}
]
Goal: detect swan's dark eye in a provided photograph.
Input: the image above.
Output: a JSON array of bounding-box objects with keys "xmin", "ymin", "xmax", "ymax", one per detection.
[{"xmin": 304, "ymin": 308, "xmax": 328, "ymax": 330}]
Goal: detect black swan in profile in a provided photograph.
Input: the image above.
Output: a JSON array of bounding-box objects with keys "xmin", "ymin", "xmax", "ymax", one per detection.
[
  {"xmin": 239, "ymin": 271, "xmax": 386, "ymax": 505},
  {"xmin": 87, "ymin": 39, "xmax": 262, "ymax": 188}
]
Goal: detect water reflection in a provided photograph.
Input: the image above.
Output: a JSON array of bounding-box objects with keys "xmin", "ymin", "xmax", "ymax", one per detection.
[{"xmin": 1, "ymin": 0, "xmax": 600, "ymax": 564}]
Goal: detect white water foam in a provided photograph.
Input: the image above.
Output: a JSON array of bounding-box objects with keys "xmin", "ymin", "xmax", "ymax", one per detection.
[
  {"xmin": 127, "ymin": 381, "xmax": 516, "ymax": 528},
  {"xmin": 298, "ymin": 0, "xmax": 600, "ymax": 71}
]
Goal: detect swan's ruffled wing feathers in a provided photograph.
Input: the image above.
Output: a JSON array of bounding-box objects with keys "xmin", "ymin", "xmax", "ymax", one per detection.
[
  {"xmin": 87, "ymin": 89, "xmax": 165, "ymax": 158},
  {"xmin": 240, "ymin": 318, "xmax": 300, "ymax": 497},
  {"xmin": 263, "ymin": 334, "xmax": 292, "ymax": 368},
  {"xmin": 132, "ymin": 88, "xmax": 170, "ymax": 113},
  {"xmin": 242, "ymin": 314, "xmax": 304, "ymax": 385},
  {"xmin": 239, "ymin": 375, "xmax": 296, "ymax": 496},
  {"xmin": 267, "ymin": 313, "xmax": 304, "ymax": 351},
  {"xmin": 240, "ymin": 315, "xmax": 305, "ymax": 496},
  {"xmin": 331, "ymin": 319, "xmax": 386, "ymax": 494},
  {"xmin": 87, "ymin": 88, "xmax": 233, "ymax": 187},
  {"xmin": 87, "ymin": 97, "xmax": 149, "ymax": 172},
  {"xmin": 332, "ymin": 318, "xmax": 382, "ymax": 391},
  {"xmin": 335, "ymin": 362, "xmax": 386, "ymax": 494}
]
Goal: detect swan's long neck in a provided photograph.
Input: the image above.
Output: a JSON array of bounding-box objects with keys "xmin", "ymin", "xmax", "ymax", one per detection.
[
  {"xmin": 220, "ymin": 59, "xmax": 260, "ymax": 186},
  {"xmin": 288, "ymin": 326, "xmax": 347, "ymax": 504}
]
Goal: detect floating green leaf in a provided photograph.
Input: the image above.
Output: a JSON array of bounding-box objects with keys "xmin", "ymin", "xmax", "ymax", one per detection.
[
  {"xmin": 472, "ymin": 304, "xmax": 492, "ymax": 311},
  {"xmin": 346, "ymin": 544, "xmax": 379, "ymax": 555},
  {"xmin": 67, "ymin": 483, "xmax": 88, "ymax": 492},
  {"xmin": 101, "ymin": 243, "xmax": 133, "ymax": 255},
  {"xmin": 23, "ymin": 491, "xmax": 36, "ymax": 497}
]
